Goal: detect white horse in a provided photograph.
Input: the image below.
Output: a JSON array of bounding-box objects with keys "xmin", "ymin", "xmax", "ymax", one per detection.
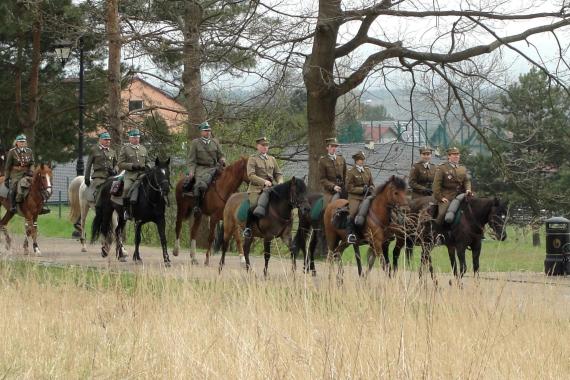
[{"xmin": 68, "ymin": 176, "xmax": 125, "ymax": 256}]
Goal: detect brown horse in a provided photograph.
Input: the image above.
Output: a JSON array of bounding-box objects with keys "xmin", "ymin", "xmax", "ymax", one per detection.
[
  {"xmin": 218, "ymin": 177, "xmax": 311, "ymax": 276},
  {"xmin": 323, "ymin": 175, "xmax": 408, "ymax": 277},
  {"xmin": 173, "ymin": 157, "xmax": 249, "ymax": 265},
  {"xmin": 0, "ymin": 164, "xmax": 53, "ymax": 255}
]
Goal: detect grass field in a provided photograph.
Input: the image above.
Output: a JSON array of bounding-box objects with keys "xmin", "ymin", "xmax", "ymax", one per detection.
[
  {"xmin": 2, "ymin": 205, "xmax": 547, "ymax": 273},
  {"xmin": 0, "ymin": 260, "xmax": 568, "ymax": 378}
]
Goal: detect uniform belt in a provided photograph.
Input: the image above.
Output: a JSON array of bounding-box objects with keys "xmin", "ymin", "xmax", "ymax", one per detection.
[{"xmin": 12, "ymin": 166, "xmax": 29, "ymax": 171}]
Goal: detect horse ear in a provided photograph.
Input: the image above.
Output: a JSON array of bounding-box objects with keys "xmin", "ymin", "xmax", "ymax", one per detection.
[
  {"xmin": 155, "ymin": 157, "xmax": 160, "ymax": 166},
  {"xmin": 166, "ymin": 157, "xmax": 170, "ymax": 165},
  {"xmin": 290, "ymin": 176, "xmax": 296, "ymax": 189}
]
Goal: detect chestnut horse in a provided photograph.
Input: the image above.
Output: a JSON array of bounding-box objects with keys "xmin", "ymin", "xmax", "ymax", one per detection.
[
  {"xmin": 173, "ymin": 157, "xmax": 249, "ymax": 265},
  {"xmin": 218, "ymin": 177, "xmax": 311, "ymax": 276},
  {"xmin": 0, "ymin": 164, "xmax": 53, "ymax": 255},
  {"xmin": 323, "ymin": 175, "xmax": 408, "ymax": 278}
]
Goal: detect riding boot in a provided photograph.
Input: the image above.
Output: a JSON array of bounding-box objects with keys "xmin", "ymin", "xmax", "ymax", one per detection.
[
  {"xmin": 242, "ymin": 211, "xmax": 255, "ymax": 238},
  {"xmin": 9, "ymin": 189, "xmax": 17, "ymax": 213},
  {"xmin": 39, "ymin": 206, "xmax": 51, "ymax": 215},
  {"xmin": 346, "ymin": 218, "xmax": 358, "ymax": 244},
  {"xmin": 193, "ymin": 190, "xmax": 203, "ymax": 216}
]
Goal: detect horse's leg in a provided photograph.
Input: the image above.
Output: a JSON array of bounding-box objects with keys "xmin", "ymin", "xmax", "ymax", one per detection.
[
  {"xmin": 80, "ymin": 200, "xmax": 89, "ymax": 252},
  {"xmin": 23, "ymin": 218, "xmax": 32, "ymax": 255},
  {"xmin": 234, "ymin": 227, "xmax": 246, "ymax": 268},
  {"xmin": 354, "ymin": 244, "xmax": 363, "ymax": 277},
  {"xmin": 381, "ymin": 240, "xmax": 391, "ymax": 274},
  {"xmin": 190, "ymin": 214, "xmax": 202, "ymax": 266},
  {"xmin": 31, "ymin": 218, "xmax": 41, "ymax": 256},
  {"xmin": 456, "ymin": 244, "xmax": 468, "ymax": 279},
  {"xmin": 263, "ymin": 240, "xmax": 271, "ymax": 277},
  {"xmin": 173, "ymin": 201, "xmax": 186, "ymax": 257},
  {"xmin": 218, "ymin": 224, "xmax": 232, "ymax": 274},
  {"xmin": 204, "ymin": 216, "xmax": 218, "ymax": 267},
  {"xmin": 156, "ymin": 218, "xmax": 171, "ymax": 267},
  {"xmin": 133, "ymin": 221, "xmax": 143, "ymax": 263},
  {"xmin": 115, "ymin": 209, "xmax": 127, "ymax": 262},
  {"xmin": 405, "ymin": 237, "xmax": 414, "ymax": 265},
  {"xmin": 471, "ymin": 239, "xmax": 483, "ymax": 277},
  {"xmin": 367, "ymin": 245, "xmax": 376, "ymax": 274},
  {"xmin": 392, "ymin": 237, "xmax": 404, "ymax": 273},
  {"xmin": 419, "ymin": 245, "xmax": 434, "ymax": 280},
  {"xmin": 447, "ymin": 245, "xmax": 458, "ymax": 278},
  {"xmin": 283, "ymin": 233, "xmax": 296, "ymax": 273},
  {"xmin": 243, "ymin": 236, "xmax": 254, "ymax": 272},
  {"xmin": 0, "ymin": 211, "xmax": 15, "ymax": 251},
  {"xmin": 308, "ymin": 229, "xmax": 318, "ymax": 276}
]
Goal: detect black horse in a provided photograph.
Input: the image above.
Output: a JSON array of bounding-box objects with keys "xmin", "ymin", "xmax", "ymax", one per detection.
[
  {"xmin": 91, "ymin": 157, "xmax": 172, "ymax": 265},
  {"xmin": 218, "ymin": 177, "xmax": 311, "ymax": 276},
  {"xmin": 385, "ymin": 196, "xmax": 508, "ymax": 279},
  {"xmin": 292, "ymin": 192, "xmax": 327, "ymax": 276}
]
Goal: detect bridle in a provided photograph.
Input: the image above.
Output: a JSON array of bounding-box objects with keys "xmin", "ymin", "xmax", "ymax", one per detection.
[
  {"xmin": 143, "ymin": 167, "xmax": 171, "ymax": 206},
  {"xmin": 36, "ymin": 170, "xmax": 53, "ymax": 202}
]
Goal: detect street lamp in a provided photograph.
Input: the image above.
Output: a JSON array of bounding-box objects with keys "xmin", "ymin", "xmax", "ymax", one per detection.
[{"xmin": 54, "ymin": 37, "xmax": 85, "ymax": 176}]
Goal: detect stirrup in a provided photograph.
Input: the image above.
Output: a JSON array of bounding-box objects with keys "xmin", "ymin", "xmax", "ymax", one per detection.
[
  {"xmin": 193, "ymin": 206, "xmax": 202, "ymax": 216},
  {"xmin": 124, "ymin": 210, "xmax": 132, "ymax": 220},
  {"xmin": 242, "ymin": 227, "xmax": 252, "ymax": 238},
  {"xmin": 347, "ymin": 234, "xmax": 357, "ymax": 244}
]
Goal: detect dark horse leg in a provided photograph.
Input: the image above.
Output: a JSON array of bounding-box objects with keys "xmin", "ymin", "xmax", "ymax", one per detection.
[
  {"xmin": 419, "ymin": 244, "xmax": 435, "ymax": 280},
  {"xmin": 447, "ymin": 244, "xmax": 458, "ymax": 277},
  {"xmin": 390, "ymin": 236, "xmax": 406, "ymax": 273},
  {"xmin": 456, "ymin": 243, "xmax": 468, "ymax": 278},
  {"xmin": 243, "ymin": 236, "xmax": 254, "ymax": 272},
  {"xmin": 471, "ymin": 239, "xmax": 483, "ymax": 276},
  {"xmin": 263, "ymin": 240, "xmax": 271, "ymax": 277},
  {"xmin": 354, "ymin": 244, "xmax": 363, "ymax": 277},
  {"xmin": 156, "ymin": 217, "xmax": 171, "ymax": 267},
  {"xmin": 114, "ymin": 205, "xmax": 127, "ymax": 262},
  {"xmin": 306, "ymin": 229, "xmax": 318, "ymax": 276},
  {"xmin": 133, "ymin": 220, "xmax": 143, "ymax": 263}
]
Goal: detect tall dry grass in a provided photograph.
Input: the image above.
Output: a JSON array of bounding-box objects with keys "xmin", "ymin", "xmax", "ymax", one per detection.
[{"xmin": 0, "ymin": 262, "xmax": 568, "ymax": 379}]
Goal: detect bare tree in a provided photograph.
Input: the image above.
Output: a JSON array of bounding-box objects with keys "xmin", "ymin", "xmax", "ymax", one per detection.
[{"xmin": 106, "ymin": 0, "xmax": 122, "ymax": 144}]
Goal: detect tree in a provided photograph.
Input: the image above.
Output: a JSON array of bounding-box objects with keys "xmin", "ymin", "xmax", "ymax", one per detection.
[{"xmin": 296, "ymin": 1, "xmax": 570, "ymax": 190}]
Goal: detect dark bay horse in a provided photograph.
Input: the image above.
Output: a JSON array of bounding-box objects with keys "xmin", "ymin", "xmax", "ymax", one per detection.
[
  {"xmin": 0, "ymin": 164, "xmax": 53, "ymax": 255},
  {"xmin": 92, "ymin": 158, "xmax": 172, "ymax": 265},
  {"xmin": 323, "ymin": 175, "xmax": 408, "ymax": 277},
  {"xmin": 218, "ymin": 177, "xmax": 311, "ymax": 276},
  {"xmin": 173, "ymin": 157, "xmax": 248, "ymax": 265},
  {"xmin": 387, "ymin": 196, "xmax": 508, "ymax": 279}
]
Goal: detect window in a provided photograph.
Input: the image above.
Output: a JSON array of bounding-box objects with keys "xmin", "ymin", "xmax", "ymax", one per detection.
[{"xmin": 129, "ymin": 100, "xmax": 144, "ymax": 112}]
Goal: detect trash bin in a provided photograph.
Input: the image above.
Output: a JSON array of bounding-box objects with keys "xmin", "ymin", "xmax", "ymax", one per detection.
[{"xmin": 544, "ymin": 216, "xmax": 570, "ymax": 276}]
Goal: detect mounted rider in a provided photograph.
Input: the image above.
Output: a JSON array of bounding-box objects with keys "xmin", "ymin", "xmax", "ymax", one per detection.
[
  {"xmin": 318, "ymin": 137, "xmax": 346, "ymax": 205},
  {"xmin": 409, "ymin": 146, "xmax": 436, "ymax": 199},
  {"xmin": 345, "ymin": 151, "xmax": 374, "ymax": 244},
  {"xmin": 242, "ymin": 136, "xmax": 283, "ymax": 238},
  {"xmin": 432, "ymin": 146, "xmax": 472, "ymax": 229},
  {"xmin": 84, "ymin": 131, "xmax": 117, "ymax": 203},
  {"xmin": 118, "ymin": 128, "xmax": 151, "ymax": 219},
  {"xmin": 187, "ymin": 121, "xmax": 226, "ymax": 216},
  {"xmin": 4, "ymin": 134, "xmax": 49, "ymax": 214}
]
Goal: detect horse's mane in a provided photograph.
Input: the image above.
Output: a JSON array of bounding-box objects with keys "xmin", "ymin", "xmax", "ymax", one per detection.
[
  {"xmin": 271, "ymin": 177, "xmax": 307, "ymax": 198},
  {"xmin": 219, "ymin": 156, "xmax": 248, "ymax": 180},
  {"xmin": 374, "ymin": 175, "xmax": 407, "ymax": 196}
]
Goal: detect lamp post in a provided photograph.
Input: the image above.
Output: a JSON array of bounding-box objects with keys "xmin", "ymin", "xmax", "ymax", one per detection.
[{"xmin": 54, "ymin": 37, "xmax": 85, "ymax": 176}]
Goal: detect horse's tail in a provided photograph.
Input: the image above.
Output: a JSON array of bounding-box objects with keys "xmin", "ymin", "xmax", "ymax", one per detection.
[
  {"xmin": 68, "ymin": 176, "xmax": 84, "ymax": 222},
  {"xmin": 213, "ymin": 221, "xmax": 224, "ymax": 254},
  {"xmin": 91, "ymin": 181, "xmax": 113, "ymax": 243}
]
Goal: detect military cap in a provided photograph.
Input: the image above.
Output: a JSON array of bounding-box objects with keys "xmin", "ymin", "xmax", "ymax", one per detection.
[
  {"xmin": 447, "ymin": 146, "xmax": 460, "ymax": 155},
  {"xmin": 128, "ymin": 128, "xmax": 141, "ymax": 137},
  {"xmin": 255, "ymin": 136, "xmax": 269, "ymax": 146},
  {"xmin": 352, "ymin": 151, "xmax": 366, "ymax": 161},
  {"xmin": 15, "ymin": 134, "xmax": 27, "ymax": 142},
  {"xmin": 198, "ymin": 121, "xmax": 211, "ymax": 131},
  {"xmin": 325, "ymin": 137, "xmax": 340, "ymax": 146},
  {"xmin": 419, "ymin": 146, "xmax": 433, "ymax": 154},
  {"xmin": 99, "ymin": 131, "xmax": 111, "ymax": 140}
]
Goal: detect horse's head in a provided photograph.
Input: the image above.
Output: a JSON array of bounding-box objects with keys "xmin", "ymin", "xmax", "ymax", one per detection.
[
  {"xmin": 488, "ymin": 197, "xmax": 508, "ymax": 241},
  {"xmin": 376, "ymin": 175, "xmax": 408, "ymax": 208},
  {"xmin": 289, "ymin": 176, "xmax": 311, "ymax": 217},
  {"xmin": 35, "ymin": 163, "xmax": 53, "ymax": 200},
  {"xmin": 152, "ymin": 157, "xmax": 171, "ymax": 196}
]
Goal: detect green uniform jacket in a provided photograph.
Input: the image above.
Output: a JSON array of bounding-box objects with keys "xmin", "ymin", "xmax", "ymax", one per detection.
[
  {"xmin": 85, "ymin": 145, "xmax": 117, "ymax": 181},
  {"xmin": 432, "ymin": 162, "xmax": 471, "ymax": 202},
  {"xmin": 247, "ymin": 154, "xmax": 283, "ymax": 195},
  {"xmin": 346, "ymin": 166, "xmax": 374, "ymax": 217},
  {"xmin": 409, "ymin": 161, "xmax": 436, "ymax": 199},
  {"xmin": 188, "ymin": 138, "xmax": 224, "ymax": 180},
  {"xmin": 318, "ymin": 154, "xmax": 346, "ymax": 199},
  {"xmin": 5, "ymin": 147, "xmax": 34, "ymax": 187},
  {"xmin": 118, "ymin": 143, "xmax": 151, "ymax": 195}
]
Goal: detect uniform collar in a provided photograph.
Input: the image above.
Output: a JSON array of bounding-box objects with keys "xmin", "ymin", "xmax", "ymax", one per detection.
[
  {"xmin": 201, "ymin": 137, "xmax": 211, "ymax": 145},
  {"xmin": 99, "ymin": 144, "xmax": 109, "ymax": 151},
  {"xmin": 130, "ymin": 143, "xmax": 140, "ymax": 150},
  {"xmin": 356, "ymin": 165, "xmax": 364, "ymax": 173},
  {"xmin": 17, "ymin": 147, "xmax": 26, "ymax": 153},
  {"xmin": 448, "ymin": 162, "xmax": 458, "ymax": 168},
  {"xmin": 423, "ymin": 162, "xmax": 431, "ymax": 169},
  {"xmin": 328, "ymin": 153, "xmax": 336, "ymax": 161},
  {"xmin": 260, "ymin": 153, "xmax": 268, "ymax": 160}
]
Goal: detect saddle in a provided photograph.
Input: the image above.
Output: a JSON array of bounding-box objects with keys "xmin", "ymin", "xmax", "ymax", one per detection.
[
  {"xmin": 237, "ymin": 198, "xmax": 250, "ymax": 222},
  {"xmin": 110, "ymin": 178, "xmax": 124, "ymax": 197},
  {"xmin": 182, "ymin": 175, "xmax": 195, "ymax": 195},
  {"xmin": 331, "ymin": 205, "xmax": 350, "ymax": 230},
  {"xmin": 310, "ymin": 196, "xmax": 324, "ymax": 222}
]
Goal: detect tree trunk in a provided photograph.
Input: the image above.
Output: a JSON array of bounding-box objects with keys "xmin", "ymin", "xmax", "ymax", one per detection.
[
  {"xmin": 26, "ymin": 16, "xmax": 42, "ymax": 149},
  {"xmin": 182, "ymin": 1, "xmax": 209, "ymax": 249},
  {"xmin": 303, "ymin": 0, "xmax": 342, "ymax": 191},
  {"xmin": 106, "ymin": 0, "xmax": 123, "ymax": 147}
]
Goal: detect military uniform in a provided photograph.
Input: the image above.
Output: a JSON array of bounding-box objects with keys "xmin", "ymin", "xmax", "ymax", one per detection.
[
  {"xmin": 346, "ymin": 165, "xmax": 374, "ymax": 218},
  {"xmin": 4, "ymin": 138, "xmax": 34, "ymax": 211},
  {"xmin": 409, "ymin": 162, "xmax": 436, "ymax": 199},
  {"xmin": 85, "ymin": 142, "xmax": 117, "ymax": 198},
  {"xmin": 247, "ymin": 152, "xmax": 283, "ymax": 205},
  {"xmin": 318, "ymin": 154, "xmax": 346, "ymax": 204},
  {"xmin": 118, "ymin": 139, "xmax": 151, "ymax": 201},
  {"xmin": 433, "ymin": 160, "xmax": 471, "ymax": 224},
  {"xmin": 188, "ymin": 138, "xmax": 224, "ymax": 194}
]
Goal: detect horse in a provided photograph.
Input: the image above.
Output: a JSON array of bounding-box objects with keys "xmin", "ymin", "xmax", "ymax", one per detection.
[
  {"xmin": 0, "ymin": 164, "xmax": 53, "ymax": 255},
  {"xmin": 387, "ymin": 196, "xmax": 509, "ymax": 279},
  {"xmin": 291, "ymin": 192, "xmax": 328, "ymax": 276},
  {"xmin": 68, "ymin": 176, "xmax": 123, "ymax": 256},
  {"xmin": 323, "ymin": 175, "xmax": 408, "ymax": 278},
  {"xmin": 217, "ymin": 177, "xmax": 311, "ymax": 276},
  {"xmin": 91, "ymin": 157, "xmax": 172, "ymax": 265},
  {"xmin": 173, "ymin": 156, "xmax": 249, "ymax": 265}
]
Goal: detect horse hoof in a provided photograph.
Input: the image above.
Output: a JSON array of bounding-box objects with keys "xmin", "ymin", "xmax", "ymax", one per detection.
[
  {"xmin": 172, "ymin": 247, "xmax": 179, "ymax": 257},
  {"xmin": 34, "ymin": 248, "xmax": 42, "ymax": 256},
  {"xmin": 240, "ymin": 256, "xmax": 247, "ymax": 268},
  {"xmin": 311, "ymin": 270, "xmax": 317, "ymax": 277},
  {"xmin": 133, "ymin": 258, "xmax": 143, "ymax": 265},
  {"xmin": 81, "ymin": 247, "xmax": 87, "ymax": 253},
  {"xmin": 101, "ymin": 248, "xmax": 109, "ymax": 258},
  {"xmin": 204, "ymin": 260, "xmax": 210, "ymax": 267},
  {"xmin": 118, "ymin": 255, "xmax": 128, "ymax": 262},
  {"xmin": 164, "ymin": 261, "xmax": 171, "ymax": 268},
  {"xmin": 191, "ymin": 258, "xmax": 199, "ymax": 265}
]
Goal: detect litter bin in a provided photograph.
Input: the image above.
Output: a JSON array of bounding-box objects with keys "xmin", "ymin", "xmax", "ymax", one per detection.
[{"xmin": 544, "ymin": 216, "xmax": 570, "ymax": 276}]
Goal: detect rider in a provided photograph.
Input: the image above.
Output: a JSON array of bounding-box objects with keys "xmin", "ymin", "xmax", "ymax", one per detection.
[
  {"xmin": 432, "ymin": 146, "xmax": 472, "ymax": 229},
  {"xmin": 118, "ymin": 128, "xmax": 151, "ymax": 219},
  {"xmin": 409, "ymin": 146, "xmax": 436, "ymax": 199},
  {"xmin": 345, "ymin": 151, "xmax": 374, "ymax": 244},
  {"xmin": 84, "ymin": 131, "xmax": 117, "ymax": 201},
  {"xmin": 187, "ymin": 121, "xmax": 226, "ymax": 216},
  {"xmin": 318, "ymin": 137, "xmax": 346, "ymax": 205},
  {"xmin": 4, "ymin": 134, "xmax": 49, "ymax": 214},
  {"xmin": 242, "ymin": 136, "xmax": 283, "ymax": 238}
]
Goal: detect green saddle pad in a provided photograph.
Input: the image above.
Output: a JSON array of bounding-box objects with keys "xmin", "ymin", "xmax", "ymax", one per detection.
[
  {"xmin": 310, "ymin": 196, "xmax": 324, "ymax": 222},
  {"xmin": 452, "ymin": 209, "xmax": 463, "ymax": 226},
  {"xmin": 237, "ymin": 199, "xmax": 250, "ymax": 222}
]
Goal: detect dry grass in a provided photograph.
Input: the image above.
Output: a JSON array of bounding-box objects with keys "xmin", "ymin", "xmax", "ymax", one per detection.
[{"xmin": 0, "ymin": 262, "xmax": 569, "ymax": 379}]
